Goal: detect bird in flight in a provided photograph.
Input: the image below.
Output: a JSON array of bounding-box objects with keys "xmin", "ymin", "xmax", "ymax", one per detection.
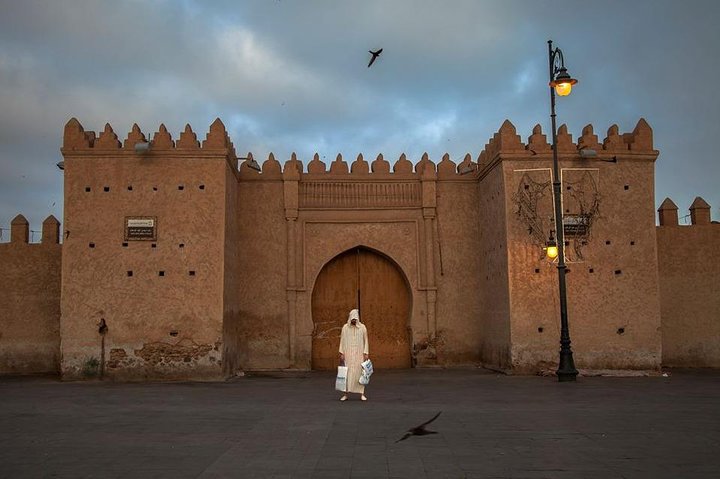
[
  {"xmin": 395, "ymin": 411, "xmax": 441, "ymax": 442},
  {"xmin": 368, "ymin": 48, "xmax": 383, "ymax": 67}
]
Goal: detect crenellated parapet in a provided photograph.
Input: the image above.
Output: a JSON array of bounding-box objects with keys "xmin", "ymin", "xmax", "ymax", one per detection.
[
  {"xmin": 238, "ymin": 151, "xmax": 477, "ymax": 209},
  {"xmin": 62, "ymin": 118, "xmax": 237, "ymax": 161},
  {"xmin": 477, "ymin": 118, "xmax": 658, "ymax": 175},
  {"xmin": 658, "ymin": 197, "xmax": 716, "ymax": 226},
  {"xmin": 63, "ymin": 117, "xmax": 657, "ymax": 183},
  {"xmin": 63, "ymin": 117, "xmax": 493, "ymax": 181},
  {"xmin": 10, "ymin": 214, "xmax": 28, "ymax": 243},
  {"xmin": 238, "ymin": 150, "xmax": 478, "ymax": 181},
  {"xmin": 1, "ymin": 215, "xmax": 60, "ymax": 245}
]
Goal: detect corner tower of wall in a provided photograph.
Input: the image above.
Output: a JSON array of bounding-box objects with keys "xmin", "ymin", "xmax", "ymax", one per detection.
[
  {"xmin": 60, "ymin": 118, "xmax": 238, "ymax": 380},
  {"xmin": 485, "ymin": 119, "xmax": 662, "ymax": 373}
]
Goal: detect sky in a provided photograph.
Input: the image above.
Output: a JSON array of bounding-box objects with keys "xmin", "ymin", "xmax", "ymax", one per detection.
[{"xmin": 1, "ymin": 0, "xmax": 719, "ymax": 238}]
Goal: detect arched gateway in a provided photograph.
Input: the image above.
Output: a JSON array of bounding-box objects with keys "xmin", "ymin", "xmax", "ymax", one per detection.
[{"xmin": 311, "ymin": 247, "xmax": 412, "ymax": 370}]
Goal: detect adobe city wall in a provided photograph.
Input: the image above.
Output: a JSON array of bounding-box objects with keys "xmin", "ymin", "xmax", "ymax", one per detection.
[
  {"xmin": 1, "ymin": 116, "xmax": 719, "ymax": 379},
  {"xmin": 657, "ymin": 197, "xmax": 720, "ymax": 367},
  {"xmin": 0, "ymin": 215, "xmax": 61, "ymax": 375}
]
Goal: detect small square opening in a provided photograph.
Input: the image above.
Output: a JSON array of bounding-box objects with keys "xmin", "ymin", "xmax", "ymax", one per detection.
[
  {"xmin": 158, "ymin": 271, "xmax": 165, "ymax": 277},
  {"xmin": 127, "ymin": 271, "xmax": 133, "ymax": 277},
  {"xmin": 85, "ymin": 187, "xmax": 91, "ymax": 192},
  {"xmin": 189, "ymin": 271, "xmax": 196, "ymax": 276},
  {"xmin": 103, "ymin": 186, "xmax": 110, "ymax": 192},
  {"xmin": 89, "ymin": 242, "xmax": 95, "ymax": 248}
]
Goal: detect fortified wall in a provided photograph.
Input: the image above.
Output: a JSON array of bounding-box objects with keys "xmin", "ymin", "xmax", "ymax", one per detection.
[
  {"xmin": 657, "ymin": 197, "xmax": 720, "ymax": 367},
  {"xmin": 0, "ymin": 117, "xmax": 718, "ymax": 379},
  {"xmin": 0, "ymin": 215, "xmax": 61, "ymax": 374}
]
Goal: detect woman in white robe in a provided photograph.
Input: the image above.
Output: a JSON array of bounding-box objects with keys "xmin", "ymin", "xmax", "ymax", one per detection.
[{"xmin": 339, "ymin": 309, "xmax": 369, "ymax": 401}]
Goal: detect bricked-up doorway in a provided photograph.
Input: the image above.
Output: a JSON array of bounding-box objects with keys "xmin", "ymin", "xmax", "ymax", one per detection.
[{"xmin": 311, "ymin": 247, "xmax": 412, "ymax": 370}]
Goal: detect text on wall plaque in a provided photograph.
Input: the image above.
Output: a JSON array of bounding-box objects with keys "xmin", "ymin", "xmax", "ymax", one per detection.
[{"xmin": 125, "ymin": 217, "xmax": 157, "ymax": 241}]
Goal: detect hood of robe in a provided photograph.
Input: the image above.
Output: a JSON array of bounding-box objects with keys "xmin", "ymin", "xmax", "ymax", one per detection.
[{"xmin": 347, "ymin": 309, "xmax": 361, "ymax": 325}]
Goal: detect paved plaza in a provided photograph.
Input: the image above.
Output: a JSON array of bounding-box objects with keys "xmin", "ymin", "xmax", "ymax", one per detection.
[{"xmin": 1, "ymin": 368, "xmax": 719, "ymax": 478}]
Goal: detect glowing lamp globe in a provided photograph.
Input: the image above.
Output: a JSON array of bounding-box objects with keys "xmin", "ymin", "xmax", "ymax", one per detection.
[
  {"xmin": 545, "ymin": 238, "xmax": 559, "ymax": 259},
  {"xmin": 550, "ymin": 67, "xmax": 577, "ymax": 97},
  {"xmin": 554, "ymin": 81, "xmax": 573, "ymax": 96}
]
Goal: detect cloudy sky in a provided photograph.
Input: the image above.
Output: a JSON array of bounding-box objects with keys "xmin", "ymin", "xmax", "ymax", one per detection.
[{"xmin": 1, "ymin": 0, "xmax": 718, "ymax": 237}]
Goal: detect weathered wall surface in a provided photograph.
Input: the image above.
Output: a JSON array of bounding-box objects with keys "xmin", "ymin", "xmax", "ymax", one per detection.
[
  {"xmin": 500, "ymin": 120, "xmax": 662, "ymax": 372},
  {"xmin": 477, "ymin": 154, "xmax": 512, "ymax": 369},
  {"xmin": 657, "ymin": 198, "xmax": 720, "ymax": 367},
  {"xmin": 226, "ymin": 157, "xmax": 288, "ymax": 371},
  {"xmin": 221, "ymin": 154, "xmax": 241, "ymax": 376},
  {"xmin": 0, "ymin": 215, "xmax": 61, "ymax": 374},
  {"xmin": 435, "ymin": 163, "xmax": 483, "ymax": 365},
  {"xmin": 59, "ymin": 119, "xmax": 234, "ymax": 380}
]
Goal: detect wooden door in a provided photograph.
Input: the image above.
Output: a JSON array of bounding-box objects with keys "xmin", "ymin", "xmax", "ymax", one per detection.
[{"xmin": 311, "ymin": 248, "xmax": 412, "ymax": 370}]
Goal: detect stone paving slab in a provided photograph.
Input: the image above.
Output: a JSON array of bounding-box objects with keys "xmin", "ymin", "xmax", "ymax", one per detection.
[{"xmin": 1, "ymin": 369, "xmax": 719, "ymax": 478}]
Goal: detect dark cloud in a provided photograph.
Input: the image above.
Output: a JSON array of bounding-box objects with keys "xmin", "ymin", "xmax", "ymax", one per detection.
[{"xmin": 1, "ymin": 0, "xmax": 718, "ymax": 231}]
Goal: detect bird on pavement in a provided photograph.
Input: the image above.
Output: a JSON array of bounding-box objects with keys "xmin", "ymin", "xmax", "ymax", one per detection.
[
  {"xmin": 395, "ymin": 411, "xmax": 441, "ymax": 442},
  {"xmin": 368, "ymin": 48, "xmax": 383, "ymax": 67}
]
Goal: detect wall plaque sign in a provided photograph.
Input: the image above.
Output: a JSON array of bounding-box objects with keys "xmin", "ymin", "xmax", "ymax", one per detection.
[
  {"xmin": 125, "ymin": 217, "xmax": 157, "ymax": 241},
  {"xmin": 563, "ymin": 215, "xmax": 590, "ymax": 237}
]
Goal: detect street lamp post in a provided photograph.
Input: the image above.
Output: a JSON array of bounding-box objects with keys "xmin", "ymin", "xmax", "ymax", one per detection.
[{"xmin": 547, "ymin": 40, "xmax": 579, "ymax": 382}]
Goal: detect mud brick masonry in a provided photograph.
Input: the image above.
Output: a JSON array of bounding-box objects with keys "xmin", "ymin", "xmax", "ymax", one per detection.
[{"xmin": 1, "ymin": 117, "xmax": 718, "ymax": 379}]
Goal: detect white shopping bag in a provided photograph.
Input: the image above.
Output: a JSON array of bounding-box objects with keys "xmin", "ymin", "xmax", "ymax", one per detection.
[
  {"xmin": 359, "ymin": 359, "xmax": 373, "ymax": 385},
  {"xmin": 335, "ymin": 365, "xmax": 348, "ymax": 391}
]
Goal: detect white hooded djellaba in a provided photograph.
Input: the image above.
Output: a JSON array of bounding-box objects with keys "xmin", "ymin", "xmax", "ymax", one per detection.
[{"xmin": 339, "ymin": 309, "xmax": 369, "ymax": 394}]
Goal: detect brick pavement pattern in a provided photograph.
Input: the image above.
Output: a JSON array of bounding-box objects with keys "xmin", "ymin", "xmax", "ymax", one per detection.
[{"xmin": 1, "ymin": 369, "xmax": 719, "ymax": 478}]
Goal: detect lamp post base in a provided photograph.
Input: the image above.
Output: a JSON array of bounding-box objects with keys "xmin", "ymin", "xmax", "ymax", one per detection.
[{"xmin": 556, "ymin": 351, "xmax": 578, "ymax": 382}]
